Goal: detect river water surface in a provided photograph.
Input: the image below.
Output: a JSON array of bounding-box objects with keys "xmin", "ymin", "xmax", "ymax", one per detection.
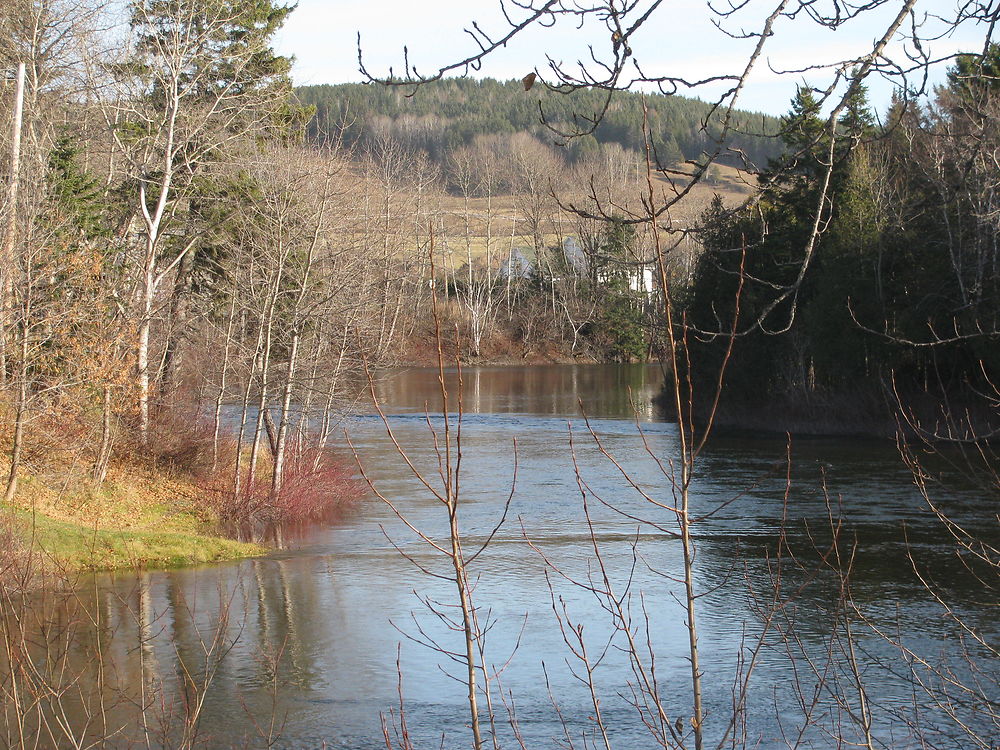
[{"xmin": 20, "ymin": 365, "xmax": 999, "ymax": 749}]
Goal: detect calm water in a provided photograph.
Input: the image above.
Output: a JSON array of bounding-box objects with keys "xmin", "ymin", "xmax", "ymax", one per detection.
[{"xmin": 9, "ymin": 365, "xmax": 998, "ymax": 748}]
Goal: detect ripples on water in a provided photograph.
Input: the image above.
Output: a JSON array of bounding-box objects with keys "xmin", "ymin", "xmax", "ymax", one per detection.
[{"xmin": 9, "ymin": 365, "xmax": 998, "ymax": 749}]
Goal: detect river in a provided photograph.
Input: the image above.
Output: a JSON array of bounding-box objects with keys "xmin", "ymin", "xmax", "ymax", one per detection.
[{"xmin": 7, "ymin": 364, "xmax": 997, "ymax": 749}]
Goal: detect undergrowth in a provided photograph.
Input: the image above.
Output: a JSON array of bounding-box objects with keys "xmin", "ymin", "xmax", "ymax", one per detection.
[{"xmin": 0, "ymin": 396, "xmax": 361, "ymax": 580}]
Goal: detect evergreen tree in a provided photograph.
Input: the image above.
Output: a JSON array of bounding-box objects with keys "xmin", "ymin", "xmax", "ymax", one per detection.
[
  {"xmin": 946, "ymin": 42, "xmax": 1000, "ymax": 106},
  {"xmin": 295, "ymin": 78, "xmax": 785, "ymax": 171},
  {"xmin": 777, "ymin": 85, "xmax": 826, "ymax": 174},
  {"xmin": 593, "ymin": 219, "xmax": 647, "ymax": 362},
  {"xmin": 46, "ymin": 137, "xmax": 110, "ymax": 241},
  {"xmin": 683, "ymin": 81, "xmax": 883, "ymax": 407},
  {"xmin": 838, "ymin": 76, "xmax": 877, "ymax": 143}
]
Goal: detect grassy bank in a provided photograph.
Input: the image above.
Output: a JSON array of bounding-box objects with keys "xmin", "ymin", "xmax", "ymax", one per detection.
[{"xmin": 3, "ymin": 460, "xmax": 264, "ymax": 575}]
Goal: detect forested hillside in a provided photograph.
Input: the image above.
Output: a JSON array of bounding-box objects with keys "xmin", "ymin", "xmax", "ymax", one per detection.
[{"xmin": 296, "ymin": 78, "xmax": 783, "ymax": 170}]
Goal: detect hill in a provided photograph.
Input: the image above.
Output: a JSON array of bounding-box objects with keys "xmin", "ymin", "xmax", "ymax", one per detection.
[{"xmin": 296, "ymin": 77, "xmax": 783, "ymax": 170}]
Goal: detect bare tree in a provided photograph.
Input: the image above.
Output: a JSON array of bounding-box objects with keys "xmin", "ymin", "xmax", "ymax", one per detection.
[
  {"xmin": 447, "ymin": 142, "xmax": 508, "ymax": 357},
  {"xmin": 106, "ymin": 0, "xmax": 296, "ymax": 444},
  {"xmin": 359, "ymin": 0, "xmax": 999, "ymax": 345}
]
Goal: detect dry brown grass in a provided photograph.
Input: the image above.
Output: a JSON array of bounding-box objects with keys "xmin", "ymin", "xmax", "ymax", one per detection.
[
  {"xmin": 356, "ymin": 162, "xmax": 755, "ymax": 267},
  {"xmin": 0, "ymin": 397, "xmax": 263, "ymax": 574}
]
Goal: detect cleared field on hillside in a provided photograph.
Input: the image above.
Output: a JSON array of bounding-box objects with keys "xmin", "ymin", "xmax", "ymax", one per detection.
[{"xmin": 411, "ymin": 162, "xmax": 755, "ymax": 265}]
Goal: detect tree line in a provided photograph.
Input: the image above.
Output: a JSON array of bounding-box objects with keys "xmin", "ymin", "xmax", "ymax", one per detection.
[
  {"xmin": 681, "ymin": 49, "xmax": 1000, "ymax": 434},
  {"xmin": 296, "ymin": 77, "xmax": 784, "ymax": 175}
]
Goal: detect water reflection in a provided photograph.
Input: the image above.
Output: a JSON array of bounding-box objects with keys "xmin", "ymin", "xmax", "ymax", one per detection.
[
  {"xmin": 371, "ymin": 363, "xmax": 665, "ymax": 420},
  {"xmin": 3, "ymin": 365, "xmax": 997, "ymax": 748}
]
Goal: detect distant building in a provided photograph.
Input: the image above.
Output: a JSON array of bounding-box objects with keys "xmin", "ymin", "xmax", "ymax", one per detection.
[
  {"xmin": 498, "ymin": 247, "xmax": 533, "ymax": 280},
  {"xmin": 497, "ymin": 237, "xmax": 656, "ymax": 297},
  {"xmin": 562, "ymin": 237, "xmax": 588, "ymax": 275}
]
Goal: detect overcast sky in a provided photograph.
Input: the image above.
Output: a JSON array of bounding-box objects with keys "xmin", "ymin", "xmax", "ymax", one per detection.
[{"xmin": 273, "ymin": 1, "xmax": 991, "ymax": 116}]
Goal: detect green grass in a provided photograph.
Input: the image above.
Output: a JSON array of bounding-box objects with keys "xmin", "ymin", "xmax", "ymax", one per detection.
[
  {"xmin": 3, "ymin": 462, "xmax": 267, "ymax": 574},
  {"xmin": 10, "ymin": 508, "xmax": 264, "ymax": 572}
]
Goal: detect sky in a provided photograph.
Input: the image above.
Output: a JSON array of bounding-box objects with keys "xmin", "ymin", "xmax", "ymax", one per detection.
[{"xmin": 273, "ymin": 1, "xmax": 993, "ymax": 116}]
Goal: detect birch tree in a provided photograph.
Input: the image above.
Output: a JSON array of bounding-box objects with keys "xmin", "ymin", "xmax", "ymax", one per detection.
[{"xmin": 109, "ymin": 0, "xmax": 298, "ymax": 444}]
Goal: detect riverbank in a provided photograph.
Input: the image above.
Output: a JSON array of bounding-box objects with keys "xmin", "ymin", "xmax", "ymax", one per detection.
[
  {"xmin": 654, "ymin": 380, "xmax": 1000, "ymax": 440},
  {"xmin": 396, "ymin": 333, "xmax": 593, "ymax": 367},
  {"xmin": 393, "ymin": 311, "xmax": 621, "ymax": 367},
  {"xmin": 2, "ymin": 458, "xmax": 264, "ymax": 577}
]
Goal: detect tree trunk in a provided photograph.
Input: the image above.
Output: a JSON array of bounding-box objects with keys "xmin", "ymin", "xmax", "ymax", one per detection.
[
  {"xmin": 247, "ymin": 292, "xmax": 277, "ymax": 493},
  {"xmin": 137, "ymin": 265, "xmax": 153, "ymax": 446},
  {"xmin": 93, "ymin": 386, "xmax": 114, "ymax": 483},
  {"xmin": 0, "ymin": 63, "xmax": 26, "ymax": 386},
  {"xmin": 4, "ymin": 307, "xmax": 29, "ymax": 503},
  {"xmin": 159, "ymin": 250, "xmax": 193, "ymax": 404},
  {"xmin": 270, "ymin": 331, "xmax": 299, "ymax": 503}
]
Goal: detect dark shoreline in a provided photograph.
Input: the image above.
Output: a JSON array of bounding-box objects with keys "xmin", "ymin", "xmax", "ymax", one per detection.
[{"xmin": 654, "ymin": 385, "xmax": 1000, "ymax": 442}]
